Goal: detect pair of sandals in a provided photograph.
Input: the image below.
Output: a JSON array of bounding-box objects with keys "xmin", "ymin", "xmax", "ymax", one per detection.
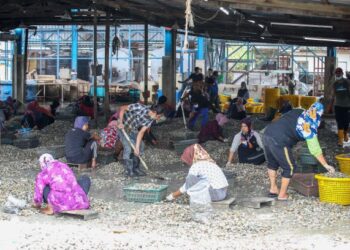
[{"xmin": 268, "ymin": 192, "xmax": 289, "ymax": 201}]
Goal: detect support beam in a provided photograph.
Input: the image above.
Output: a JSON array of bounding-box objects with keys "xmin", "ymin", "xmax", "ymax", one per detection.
[
  {"xmin": 104, "ymin": 12, "xmax": 110, "ymax": 121},
  {"xmin": 324, "ymin": 47, "xmax": 336, "ymax": 112},
  {"xmin": 23, "ymin": 28, "xmax": 28, "ymax": 103},
  {"xmin": 93, "ymin": 7, "xmax": 98, "ymax": 126},
  {"xmin": 162, "ymin": 29, "xmax": 177, "ymax": 107},
  {"xmin": 71, "ymin": 25, "xmax": 78, "ymax": 72},
  {"xmin": 144, "ymin": 23, "xmax": 149, "ymax": 105},
  {"xmin": 221, "ymin": 0, "xmax": 350, "ymax": 19}
]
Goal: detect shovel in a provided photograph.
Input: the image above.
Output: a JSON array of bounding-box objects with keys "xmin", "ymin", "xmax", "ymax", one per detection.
[{"xmin": 121, "ymin": 129, "xmax": 166, "ymax": 180}]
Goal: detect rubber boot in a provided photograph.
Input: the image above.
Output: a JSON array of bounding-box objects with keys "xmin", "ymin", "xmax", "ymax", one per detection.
[
  {"xmin": 338, "ymin": 129, "xmax": 344, "ymax": 147},
  {"xmin": 344, "ymin": 129, "xmax": 349, "ymax": 143},
  {"xmin": 123, "ymin": 159, "xmax": 135, "ymax": 177},
  {"xmin": 132, "ymin": 155, "xmax": 146, "ymax": 176}
]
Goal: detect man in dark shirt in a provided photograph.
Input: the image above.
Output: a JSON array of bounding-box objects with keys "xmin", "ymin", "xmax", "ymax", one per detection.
[{"xmin": 179, "ymin": 67, "xmax": 204, "ymax": 97}]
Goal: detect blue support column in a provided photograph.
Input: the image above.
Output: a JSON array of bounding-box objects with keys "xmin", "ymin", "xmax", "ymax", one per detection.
[
  {"xmin": 327, "ymin": 47, "xmax": 336, "ymax": 57},
  {"xmin": 71, "ymin": 25, "xmax": 78, "ymax": 71},
  {"xmin": 15, "ymin": 29, "xmax": 24, "ymax": 55},
  {"xmin": 196, "ymin": 36, "xmax": 205, "ymax": 60},
  {"xmin": 165, "ymin": 29, "xmax": 173, "ymax": 56}
]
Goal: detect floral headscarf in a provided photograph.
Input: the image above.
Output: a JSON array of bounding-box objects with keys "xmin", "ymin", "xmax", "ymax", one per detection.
[
  {"xmin": 296, "ymin": 102, "xmax": 323, "ymax": 140},
  {"xmin": 181, "ymin": 144, "xmax": 215, "ymax": 166},
  {"xmin": 39, "ymin": 153, "xmax": 55, "ymax": 169}
]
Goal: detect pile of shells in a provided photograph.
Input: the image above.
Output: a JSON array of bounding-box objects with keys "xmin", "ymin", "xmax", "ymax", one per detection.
[{"xmin": 322, "ymin": 172, "xmax": 350, "ymax": 178}]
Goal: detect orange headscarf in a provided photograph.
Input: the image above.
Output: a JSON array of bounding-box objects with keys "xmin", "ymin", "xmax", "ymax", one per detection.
[{"xmin": 181, "ymin": 144, "xmax": 215, "ymax": 166}]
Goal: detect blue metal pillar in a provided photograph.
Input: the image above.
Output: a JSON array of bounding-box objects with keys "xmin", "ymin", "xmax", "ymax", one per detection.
[
  {"xmin": 15, "ymin": 29, "xmax": 24, "ymax": 55},
  {"xmin": 71, "ymin": 25, "xmax": 78, "ymax": 72},
  {"xmin": 196, "ymin": 36, "xmax": 205, "ymax": 60},
  {"xmin": 327, "ymin": 47, "xmax": 336, "ymax": 57},
  {"xmin": 165, "ymin": 29, "xmax": 173, "ymax": 56}
]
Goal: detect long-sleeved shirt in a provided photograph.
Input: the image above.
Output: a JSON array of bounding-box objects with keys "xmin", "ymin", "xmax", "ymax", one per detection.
[
  {"xmin": 180, "ymin": 161, "xmax": 228, "ymax": 193},
  {"xmin": 230, "ymin": 130, "xmax": 264, "ymax": 153},
  {"xmin": 34, "ymin": 161, "xmax": 89, "ymax": 213}
]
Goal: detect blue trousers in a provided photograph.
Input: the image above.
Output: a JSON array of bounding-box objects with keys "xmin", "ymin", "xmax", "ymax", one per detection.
[{"xmin": 189, "ymin": 108, "xmax": 209, "ymax": 129}]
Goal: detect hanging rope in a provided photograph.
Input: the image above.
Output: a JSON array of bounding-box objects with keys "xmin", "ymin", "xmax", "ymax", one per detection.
[{"xmin": 183, "ymin": 0, "xmax": 194, "ymax": 50}]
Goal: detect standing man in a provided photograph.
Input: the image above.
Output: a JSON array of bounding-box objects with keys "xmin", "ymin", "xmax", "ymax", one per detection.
[
  {"xmin": 179, "ymin": 67, "xmax": 204, "ymax": 97},
  {"xmin": 287, "ymin": 74, "xmax": 296, "ymax": 95},
  {"xmin": 117, "ymin": 103, "xmax": 164, "ymax": 177},
  {"xmin": 331, "ymin": 67, "xmax": 350, "ymax": 146}
]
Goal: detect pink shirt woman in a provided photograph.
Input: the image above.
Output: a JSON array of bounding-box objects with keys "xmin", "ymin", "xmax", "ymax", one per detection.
[{"xmin": 33, "ymin": 154, "xmax": 90, "ymax": 214}]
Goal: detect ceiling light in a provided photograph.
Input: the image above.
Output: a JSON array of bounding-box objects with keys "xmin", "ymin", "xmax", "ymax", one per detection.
[
  {"xmin": 271, "ymin": 22, "xmax": 333, "ymax": 29},
  {"xmin": 258, "ymin": 24, "xmax": 264, "ymax": 29},
  {"xmin": 219, "ymin": 7, "xmax": 229, "ymax": 15},
  {"xmin": 304, "ymin": 37, "xmax": 346, "ymax": 43},
  {"xmin": 248, "ymin": 20, "xmax": 255, "ymax": 24}
]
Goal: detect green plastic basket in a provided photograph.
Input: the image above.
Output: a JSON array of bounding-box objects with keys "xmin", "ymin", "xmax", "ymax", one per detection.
[{"xmin": 123, "ymin": 184, "xmax": 168, "ymax": 203}]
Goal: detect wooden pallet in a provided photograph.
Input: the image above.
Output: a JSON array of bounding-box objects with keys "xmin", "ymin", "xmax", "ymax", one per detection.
[
  {"xmin": 59, "ymin": 209, "xmax": 98, "ymax": 220},
  {"xmin": 211, "ymin": 197, "xmax": 236, "ymax": 210},
  {"xmin": 238, "ymin": 197, "xmax": 276, "ymax": 209}
]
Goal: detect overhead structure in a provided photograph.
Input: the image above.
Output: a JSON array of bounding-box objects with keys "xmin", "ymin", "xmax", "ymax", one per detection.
[{"xmin": 0, "ymin": 1, "xmax": 350, "ymax": 46}]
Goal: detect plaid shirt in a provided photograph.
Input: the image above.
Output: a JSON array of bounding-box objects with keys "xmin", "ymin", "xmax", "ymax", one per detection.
[{"xmin": 123, "ymin": 103, "xmax": 154, "ymax": 132}]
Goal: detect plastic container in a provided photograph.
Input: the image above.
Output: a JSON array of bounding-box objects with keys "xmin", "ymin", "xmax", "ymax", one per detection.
[
  {"xmin": 299, "ymin": 153, "xmax": 318, "ymax": 166},
  {"xmin": 172, "ymin": 138, "xmax": 198, "ymax": 154},
  {"xmin": 13, "ymin": 137, "xmax": 40, "ymax": 149},
  {"xmin": 123, "ymin": 184, "xmax": 168, "ymax": 203},
  {"xmin": 291, "ymin": 173, "xmax": 319, "ymax": 197},
  {"xmin": 315, "ymin": 174, "xmax": 350, "ymax": 205},
  {"xmin": 219, "ymin": 94, "xmax": 230, "ymax": 104},
  {"xmin": 264, "ymin": 88, "xmax": 280, "ymax": 113},
  {"xmin": 35, "ymin": 145, "xmax": 65, "ymax": 159},
  {"xmin": 335, "ymin": 154, "xmax": 350, "ymax": 175},
  {"xmin": 300, "ymin": 96, "xmax": 317, "ymax": 110},
  {"xmin": 280, "ymin": 95, "xmax": 300, "ymax": 108}
]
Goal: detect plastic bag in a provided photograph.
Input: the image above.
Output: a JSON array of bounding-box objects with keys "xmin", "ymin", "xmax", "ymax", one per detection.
[
  {"xmin": 187, "ymin": 180, "xmax": 213, "ymax": 224},
  {"xmin": 2, "ymin": 195, "xmax": 27, "ymax": 214}
]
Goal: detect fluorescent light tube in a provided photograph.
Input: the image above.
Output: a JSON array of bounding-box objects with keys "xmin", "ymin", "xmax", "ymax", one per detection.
[
  {"xmin": 271, "ymin": 22, "xmax": 333, "ymax": 29},
  {"xmin": 304, "ymin": 37, "xmax": 346, "ymax": 43},
  {"xmin": 219, "ymin": 7, "xmax": 229, "ymax": 15}
]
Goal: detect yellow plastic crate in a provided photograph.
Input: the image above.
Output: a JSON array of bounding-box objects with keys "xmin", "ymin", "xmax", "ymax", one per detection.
[
  {"xmin": 300, "ymin": 96, "xmax": 317, "ymax": 110},
  {"xmin": 335, "ymin": 154, "xmax": 350, "ymax": 175},
  {"xmin": 315, "ymin": 174, "xmax": 350, "ymax": 205},
  {"xmin": 280, "ymin": 95, "xmax": 300, "ymax": 108},
  {"xmin": 219, "ymin": 94, "xmax": 231, "ymax": 104}
]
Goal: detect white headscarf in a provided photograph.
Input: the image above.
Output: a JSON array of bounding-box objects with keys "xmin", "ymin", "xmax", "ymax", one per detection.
[{"xmin": 39, "ymin": 153, "xmax": 55, "ymax": 169}]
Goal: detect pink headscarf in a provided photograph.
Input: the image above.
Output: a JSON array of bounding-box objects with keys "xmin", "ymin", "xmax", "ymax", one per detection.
[
  {"xmin": 39, "ymin": 153, "xmax": 55, "ymax": 169},
  {"xmin": 215, "ymin": 113, "xmax": 229, "ymax": 127}
]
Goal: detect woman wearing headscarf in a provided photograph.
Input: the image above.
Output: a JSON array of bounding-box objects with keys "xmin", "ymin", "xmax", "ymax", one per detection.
[
  {"xmin": 197, "ymin": 113, "xmax": 229, "ymax": 143},
  {"xmin": 166, "ymin": 144, "xmax": 229, "ymax": 202},
  {"xmin": 226, "ymin": 118, "xmax": 265, "ymax": 166},
  {"xmin": 21, "ymin": 101, "xmax": 54, "ymax": 129},
  {"xmin": 227, "ymin": 97, "xmax": 247, "ymax": 120},
  {"xmin": 64, "ymin": 116, "xmax": 99, "ymax": 168},
  {"xmin": 262, "ymin": 102, "xmax": 335, "ymax": 200},
  {"xmin": 237, "ymin": 81, "xmax": 249, "ymax": 101},
  {"xmin": 33, "ymin": 154, "xmax": 90, "ymax": 215}
]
